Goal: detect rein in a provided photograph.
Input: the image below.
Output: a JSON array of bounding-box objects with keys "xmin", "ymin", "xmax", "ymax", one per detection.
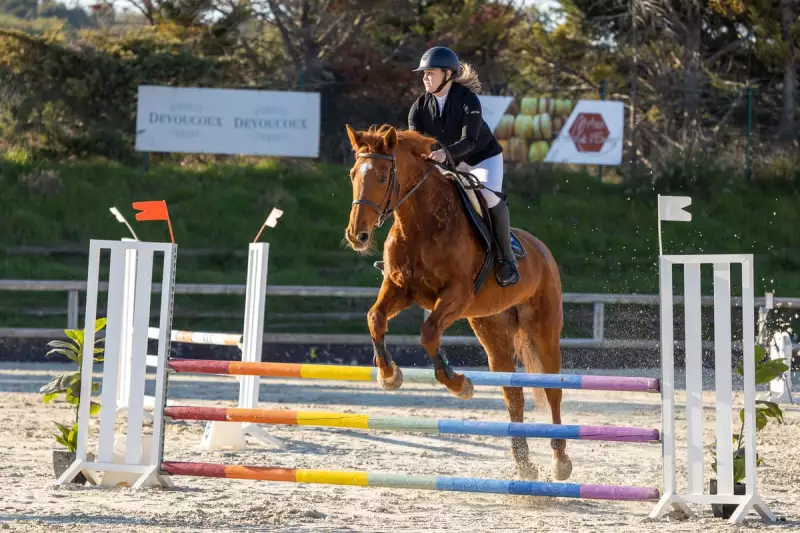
[{"xmin": 352, "ymin": 151, "xmax": 435, "ymax": 228}]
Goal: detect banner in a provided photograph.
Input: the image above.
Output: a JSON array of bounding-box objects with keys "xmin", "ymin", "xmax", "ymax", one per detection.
[
  {"xmin": 489, "ymin": 95, "xmax": 625, "ymax": 166},
  {"xmin": 544, "ymin": 100, "xmax": 624, "ymax": 165},
  {"xmin": 135, "ymin": 85, "xmax": 321, "ymax": 158},
  {"xmin": 477, "ymin": 95, "xmax": 513, "ymax": 132}
]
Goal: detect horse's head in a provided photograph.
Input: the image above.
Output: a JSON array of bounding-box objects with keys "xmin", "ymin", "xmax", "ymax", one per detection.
[{"xmin": 344, "ymin": 124, "xmax": 400, "ymax": 252}]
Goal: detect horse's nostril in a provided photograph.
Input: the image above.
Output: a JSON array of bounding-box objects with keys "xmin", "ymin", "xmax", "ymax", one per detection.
[{"xmin": 357, "ymin": 232, "xmax": 370, "ymax": 243}]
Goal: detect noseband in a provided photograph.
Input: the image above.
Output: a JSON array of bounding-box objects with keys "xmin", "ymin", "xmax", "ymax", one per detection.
[{"xmin": 352, "ymin": 152, "xmax": 433, "ymax": 228}]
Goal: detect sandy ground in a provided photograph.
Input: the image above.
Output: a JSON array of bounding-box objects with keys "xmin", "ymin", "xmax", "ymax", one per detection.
[{"xmin": 1, "ymin": 362, "xmax": 799, "ymax": 533}]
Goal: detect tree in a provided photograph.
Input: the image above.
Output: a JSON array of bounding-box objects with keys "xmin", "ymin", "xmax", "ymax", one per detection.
[
  {"xmin": 39, "ymin": 1, "xmax": 95, "ymax": 28},
  {"xmin": 247, "ymin": 0, "xmax": 394, "ymax": 89},
  {"xmin": 749, "ymin": 0, "xmax": 799, "ymax": 144},
  {"xmin": 0, "ymin": 0, "xmax": 37, "ymax": 18}
]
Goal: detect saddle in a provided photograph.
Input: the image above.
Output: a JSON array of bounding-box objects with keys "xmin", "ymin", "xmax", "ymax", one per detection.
[{"xmin": 436, "ymin": 163, "xmax": 527, "ymax": 295}]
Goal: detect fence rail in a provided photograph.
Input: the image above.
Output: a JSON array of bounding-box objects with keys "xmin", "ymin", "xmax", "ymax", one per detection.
[{"xmin": 0, "ymin": 279, "xmax": 796, "ymax": 348}]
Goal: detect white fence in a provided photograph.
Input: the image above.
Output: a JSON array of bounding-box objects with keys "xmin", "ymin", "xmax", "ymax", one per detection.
[{"xmin": 1, "ymin": 279, "xmax": 798, "ymax": 350}]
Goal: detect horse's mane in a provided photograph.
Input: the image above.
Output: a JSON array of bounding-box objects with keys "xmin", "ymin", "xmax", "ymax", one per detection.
[{"xmin": 358, "ymin": 124, "xmax": 436, "ymax": 158}]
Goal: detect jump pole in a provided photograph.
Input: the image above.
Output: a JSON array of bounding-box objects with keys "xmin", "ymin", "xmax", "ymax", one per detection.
[
  {"xmin": 164, "ymin": 359, "xmax": 661, "ymax": 392},
  {"xmin": 164, "ymin": 406, "xmax": 661, "ymax": 443},
  {"xmin": 160, "ymin": 461, "xmax": 661, "ymax": 501}
]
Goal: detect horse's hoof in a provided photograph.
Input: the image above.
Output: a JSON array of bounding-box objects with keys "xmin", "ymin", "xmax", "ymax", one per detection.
[
  {"xmin": 379, "ymin": 362, "xmax": 403, "ymax": 391},
  {"xmin": 455, "ymin": 377, "xmax": 474, "ymax": 400},
  {"xmin": 515, "ymin": 463, "xmax": 538, "ymax": 481},
  {"xmin": 552, "ymin": 455, "xmax": 572, "ymax": 481}
]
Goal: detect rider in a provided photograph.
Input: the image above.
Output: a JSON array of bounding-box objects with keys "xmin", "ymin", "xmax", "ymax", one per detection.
[{"xmin": 375, "ymin": 45, "xmax": 519, "ymax": 287}]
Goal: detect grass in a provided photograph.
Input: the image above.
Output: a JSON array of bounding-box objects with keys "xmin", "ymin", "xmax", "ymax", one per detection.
[{"xmin": 2, "ymin": 152, "xmax": 800, "ymax": 336}]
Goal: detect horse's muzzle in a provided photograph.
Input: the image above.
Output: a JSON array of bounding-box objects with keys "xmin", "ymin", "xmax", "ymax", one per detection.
[{"xmin": 345, "ymin": 226, "xmax": 373, "ymax": 251}]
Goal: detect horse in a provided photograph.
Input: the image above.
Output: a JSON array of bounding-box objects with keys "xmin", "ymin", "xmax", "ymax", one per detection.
[{"xmin": 342, "ymin": 123, "xmax": 571, "ymax": 481}]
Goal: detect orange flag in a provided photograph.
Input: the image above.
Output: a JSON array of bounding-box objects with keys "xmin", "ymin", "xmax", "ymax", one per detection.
[
  {"xmin": 133, "ymin": 200, "xmax": 168, "ymax": 221},
  {"xmin": 132, "ymin": 200, "xmax": 175, "ymax": 243}
]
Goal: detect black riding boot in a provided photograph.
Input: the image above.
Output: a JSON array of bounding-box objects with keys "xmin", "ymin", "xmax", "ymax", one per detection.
[{"xmin": 489, "ymin": 200, "xmax": 520, "ymax": 287}]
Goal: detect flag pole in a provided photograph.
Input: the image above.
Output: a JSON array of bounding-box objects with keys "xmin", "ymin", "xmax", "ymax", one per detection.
[
  {"xmin": 166, "ymin": 215, "xmax": 175, "ymax": 244},
  {"xmin": 657, "ymin": 194, "xmax": 664, "ymax": 256}
]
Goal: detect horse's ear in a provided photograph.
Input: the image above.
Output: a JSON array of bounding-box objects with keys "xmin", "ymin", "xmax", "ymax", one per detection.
[
  {"xmin": 346, "ymin": 124, "xmax": 364, "ymax": 152},
  {"xmin": 382, "ymin": 126, "xmax": 397, "ymax": 152}
]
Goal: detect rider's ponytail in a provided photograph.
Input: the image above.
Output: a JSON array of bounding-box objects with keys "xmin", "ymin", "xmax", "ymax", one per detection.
[{"xmin": 453, "ymin": 62, "xmax": 482, "ymax": 94}]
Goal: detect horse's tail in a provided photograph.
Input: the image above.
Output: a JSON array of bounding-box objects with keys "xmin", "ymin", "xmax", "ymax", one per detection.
[
  {"xmin": 513, "ymin": 330, "xmax": 550, "ymax": 415},
  {"xmin": 513, "ymin": 237, "xmax": 564, "ymax": 415}
]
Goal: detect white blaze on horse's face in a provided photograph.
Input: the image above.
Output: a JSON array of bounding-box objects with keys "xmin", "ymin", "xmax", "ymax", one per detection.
[{"xmin": 346, "ymin": 156, "xmax": 390, "ymax": 252}]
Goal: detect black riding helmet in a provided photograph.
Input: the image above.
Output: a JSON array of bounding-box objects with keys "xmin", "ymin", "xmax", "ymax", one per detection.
[
  {"xmin": 413, "ymin": 46, "xmax": 461, "ymax": 94},
  {"xmin": 413, "ymin": 46, "xmax": 461, "ymax": 73}
]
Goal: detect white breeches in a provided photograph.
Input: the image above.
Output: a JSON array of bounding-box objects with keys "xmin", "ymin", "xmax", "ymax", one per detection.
[{"xmin": 456, "ymin": 152, "xmax": 504, "ymax": 208}]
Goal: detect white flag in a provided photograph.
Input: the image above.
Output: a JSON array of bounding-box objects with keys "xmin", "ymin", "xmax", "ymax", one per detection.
[
  {"xmin": 264, "ymin": 207, "xmax": 284, "ymax": 228},
  {"xmin": 657, "ymin": 195, "xmax": 692, "ymax": 222}
]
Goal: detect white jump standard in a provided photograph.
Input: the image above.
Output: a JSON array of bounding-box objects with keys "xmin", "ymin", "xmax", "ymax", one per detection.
[{"xmin": 114, "ymin": 241, "xmax": 284, "ymax": 450}]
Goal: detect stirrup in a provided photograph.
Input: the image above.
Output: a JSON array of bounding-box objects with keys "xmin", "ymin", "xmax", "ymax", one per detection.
[
  {"xmin": 373, "ymin": 261, "xmax": 385, "ymax": 272},
  {"xmin": 495, "ymin": 258, "xmax": 520, "ymax": 287}
]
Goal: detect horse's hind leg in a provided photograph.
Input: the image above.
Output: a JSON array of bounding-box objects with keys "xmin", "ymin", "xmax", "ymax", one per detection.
[
  {"xmin": 468, "ymin": 311, "xmax": 537, "ymax": 480},
  {"xmin": 517, "ymin": 301, "xmax": 572, "ymax": 481}
]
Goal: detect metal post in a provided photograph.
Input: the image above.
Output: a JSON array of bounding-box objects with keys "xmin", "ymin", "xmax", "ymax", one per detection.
[
  {"xmin": 745, "ymin": 86, "xmax": 752, "ymax": 183},
  {"xmin": 597, "ymin": 79, "xmax": 607, "ymax": 182},
  {"xmin": 592, "ymin": 302, "xmax": 605, "ymax": 342},
  {"xmin": 630, "ymin": 1, "xmax": 638, "ymax": 174},
  {"xmin": 67, "ymin": 289, "xmax": 80, "ymax": 330}
]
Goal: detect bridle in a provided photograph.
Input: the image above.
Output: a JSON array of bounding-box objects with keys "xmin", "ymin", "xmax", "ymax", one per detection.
[{"xmin": 352, "ymin": 151, "xmax": 434, "ymax": 228}]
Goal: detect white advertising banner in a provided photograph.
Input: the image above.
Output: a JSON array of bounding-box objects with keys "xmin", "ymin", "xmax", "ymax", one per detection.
[
  {"xmin": 544, "ymin": 100, "xmax": 625, "ymax": 165},
  {"xmin": 135, "ymin": 85, "xmax": 321, "ymax": 158},
  {"xmin": 477, "ymin": 95, "xmax": 513, "ymax": 132}
]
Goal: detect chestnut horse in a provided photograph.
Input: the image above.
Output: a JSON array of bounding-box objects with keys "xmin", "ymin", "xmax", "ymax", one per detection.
[{"xmin": 343, "ymin": 124, "xmax": 571, "ymax": 481}]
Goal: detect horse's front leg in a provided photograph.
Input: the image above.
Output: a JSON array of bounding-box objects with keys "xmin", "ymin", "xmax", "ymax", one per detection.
[
  {"xmin": 368, "ymin": 277, "xmax": 413, "ymax": 391},
  {"xmin": 421, "ymin": 282, "xmax": 474, "ymax": 400}
]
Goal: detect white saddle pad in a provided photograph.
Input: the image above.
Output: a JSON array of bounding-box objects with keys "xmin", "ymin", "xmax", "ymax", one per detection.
[{"xmin": 437, "ymin": 164, "xmax": 485, "ymax": 219}]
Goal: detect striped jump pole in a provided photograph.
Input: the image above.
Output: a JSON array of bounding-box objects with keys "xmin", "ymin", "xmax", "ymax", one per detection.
[
  {"xmin": 147, "ymin": 327, "xmax": 243, "ymax": 347},
  {"xmin": 166, "ymin": 359, "xmax": 661, "ymax": 393},
  {"xmin": 161, "ymin": 461, "xmax": 661, "ymax": 501},
  {"xmin": 164, "ymin": 406, "xmax": 661, "ymax": 443}
]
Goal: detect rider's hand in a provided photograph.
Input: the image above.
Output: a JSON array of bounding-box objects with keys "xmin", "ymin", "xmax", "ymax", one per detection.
[{"xmin": 428, "ymin": 150, "xmax": 446, "ymax": 163}]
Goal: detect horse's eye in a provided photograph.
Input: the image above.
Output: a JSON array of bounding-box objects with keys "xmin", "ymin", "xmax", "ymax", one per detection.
[{"xmin": 378, "ymin": 173, "xmax": 387, "ymax": 184}]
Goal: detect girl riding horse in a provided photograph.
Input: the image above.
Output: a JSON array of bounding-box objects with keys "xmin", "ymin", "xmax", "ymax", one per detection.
[{"xmin": 374, "ymin": 46, "xmax": 520, "ymax": 287}]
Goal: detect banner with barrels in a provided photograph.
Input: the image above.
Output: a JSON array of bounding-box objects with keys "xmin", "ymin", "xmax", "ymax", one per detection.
[{"xmin": 492, "ymin": 95, "xmax": 575, "ymax": 163}]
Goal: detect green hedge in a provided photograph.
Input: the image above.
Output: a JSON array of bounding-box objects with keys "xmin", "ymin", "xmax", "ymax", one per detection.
[
  {"xmin": 2, "ymin": 155, "xmax": 800, "ymax": 295},
  {"xmin": 0, "ymin": 28, "xmax": 249, "ymax": 161}
]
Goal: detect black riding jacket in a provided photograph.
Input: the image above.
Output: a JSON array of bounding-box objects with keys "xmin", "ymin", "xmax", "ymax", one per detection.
[{"xmin": 408, "ymin": 82, "xmax": 503, "ymax": 167}]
